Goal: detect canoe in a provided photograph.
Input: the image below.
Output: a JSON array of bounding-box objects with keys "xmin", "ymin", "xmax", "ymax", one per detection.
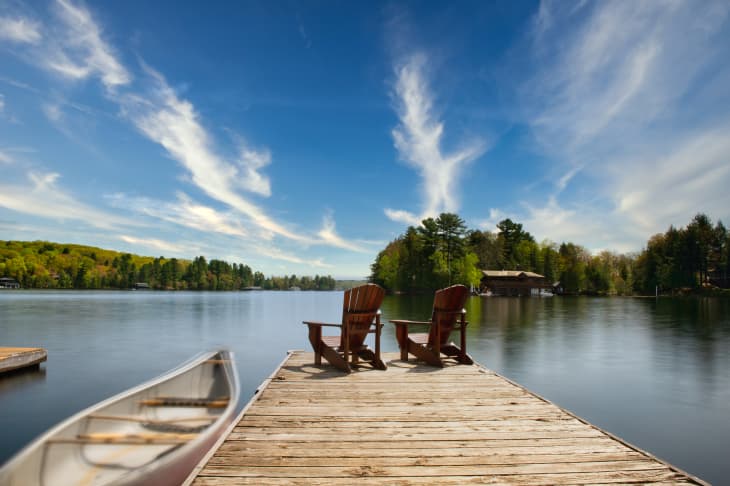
[{"xmin": 0, "ymin": 350, "xmax": 239, "ymax": 486}]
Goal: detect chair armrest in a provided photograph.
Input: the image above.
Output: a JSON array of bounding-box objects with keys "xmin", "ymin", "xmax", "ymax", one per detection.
[
  {"xmin": 302, "ymin": 321, "xmax": 342, "ymax": 328},
  {"xmin": 389, "ymin": 319, "xmax": 431, "ymax": 326}
]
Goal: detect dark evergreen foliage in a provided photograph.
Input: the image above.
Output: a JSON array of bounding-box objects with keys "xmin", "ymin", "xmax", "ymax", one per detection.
[{"xmin": 371, "ymin": 212, "xmax": 728, "ymax": 295}]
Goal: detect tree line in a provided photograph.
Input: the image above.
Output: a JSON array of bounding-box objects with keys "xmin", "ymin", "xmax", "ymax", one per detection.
[
  {"xmin": 369, "ymin": 213, "xmax": 730, "ymax": 295},
  {"xmin": 0, "ymin": 241, "xmax": 336, "ymax": 291}
]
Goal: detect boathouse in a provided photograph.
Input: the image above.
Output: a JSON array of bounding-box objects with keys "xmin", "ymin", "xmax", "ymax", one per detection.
[
  {"xmin": 480, "ymin": 270, "xmax": 551, "ymax": 296},
  {"xmin": 0, "ymin": 277, "xmax": 20, "ymax": 289}
]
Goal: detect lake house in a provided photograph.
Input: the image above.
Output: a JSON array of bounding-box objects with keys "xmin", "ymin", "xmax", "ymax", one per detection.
[{"xmin": 480, "ymin": 270, "xmax": 551, "ymax": 296}]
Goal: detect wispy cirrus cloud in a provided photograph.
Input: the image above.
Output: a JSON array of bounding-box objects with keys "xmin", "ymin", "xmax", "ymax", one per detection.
[
  {"xmin": 386, "ymin": 53, "xmax": 487, "ymax": 226},
  {"xmin": 317, "ymin": 211, "xmax": 367, "ymax": 253},
  {"xmin": 121, "ymin": 66, "xmax": 307, "ymax": 243},
  {"xmin": 507, "ymin": 0, "xmax": 730, "ymax": 251},
  {"xmin": 108, "ymin": 192, "xmax": 248, "ymax": 239},
  {"xmin": 46, "ymin": 0, "xmax": 131, "ymax": 90},
  {"xmin": 118, "ymin": 235, "xmax": 191, "ymax": 255},
  {"xmin": 253, "ymin": 244, "xmax": 332, "ymax": 269},
  {"xmin": 42, "ymin": 102, "xmax": 63, "ymax": 122},
  {"xmin": 0, "ymin": 149, "xmax": 12, "ymax": 165},
  {"xmin": 236, "ymin": 144, "xmax": 272, "ymax": 197},
  {"xmin": 0, "ymin": 171, "xmax": 137, "ymax": 230},
  {"xmin": 0, "ymin": 16, "xmax": 41, "ymax": 44}
]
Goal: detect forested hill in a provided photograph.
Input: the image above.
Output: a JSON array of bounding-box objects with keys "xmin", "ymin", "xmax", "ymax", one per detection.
[
  {"xmin": 0, "ymin": 241, "xmax": 335, "ymax": 291},
  {"xmin": 369, "ymin": 213, "xmax": 730, "ymax": 295}
]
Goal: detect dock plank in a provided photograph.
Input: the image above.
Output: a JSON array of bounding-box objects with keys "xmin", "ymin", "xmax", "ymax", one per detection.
[{"xmin": 188, "ymin": 351, "xmax": 706, "ymax": 485}]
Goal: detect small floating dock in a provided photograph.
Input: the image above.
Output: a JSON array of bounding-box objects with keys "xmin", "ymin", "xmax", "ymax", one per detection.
[
  {"xmin": 188, "ymin": 351, "xmax": 705, "ymax": 485},
  {"xmin": 0, "ymin": 347, "xmax": 47, "ymax": 374}
]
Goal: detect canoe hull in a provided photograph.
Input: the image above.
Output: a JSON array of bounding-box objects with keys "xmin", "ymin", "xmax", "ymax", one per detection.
[{"xmin": 0, "ymin": 350, "xmax": 239, "ymax": 486}]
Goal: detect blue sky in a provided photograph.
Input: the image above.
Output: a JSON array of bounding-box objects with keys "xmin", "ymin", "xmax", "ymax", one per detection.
[{"xmin": 1, "ymin": 1, "xmax": 729, "ymax": 278}]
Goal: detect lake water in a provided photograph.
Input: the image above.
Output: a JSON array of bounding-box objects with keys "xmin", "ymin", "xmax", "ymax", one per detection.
[{"xmin": 1, "ymin": 291, "xmax": 729, "ymax": 483}]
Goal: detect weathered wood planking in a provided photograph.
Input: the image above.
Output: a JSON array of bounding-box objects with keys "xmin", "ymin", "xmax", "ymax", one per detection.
[
  {"xmin": 189, "ymin": 351, "xmax": 706, "ymax": 485},
  {"xmin": 0, "ymin": 347, "xmax": 47, "ymax": 374}
]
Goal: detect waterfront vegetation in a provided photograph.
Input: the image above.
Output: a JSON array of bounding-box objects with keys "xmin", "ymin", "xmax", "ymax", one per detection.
[
  {"xmin": 369, "ymin": 213, "xmax": 730, "ymax": 295},
  {"xmin": 0, "ymin": 241, "xmax": 335, "ymax": 291},
  {"xmin": 2, "ymin": 213, "xmax": 728, "ymax": 295}
]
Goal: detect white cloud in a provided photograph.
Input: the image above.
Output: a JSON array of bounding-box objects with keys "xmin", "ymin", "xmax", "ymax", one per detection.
[
  {"xmin": 0, "ymin": 93, "xmax": 4, "ymax": 112},
  {"xmin": 0, "ymin": 150, "xmax": 12, "ymax": 165},
  {"xmin": 42, "ymin": 0, "xmax": 130, "ymax": 90},
  {"xmin": 387, "ymin": 53, "xmax": 487, "ymax": 224},
  {"xmin": 108, "ymin": 192, "xmax": 248, "ymax": 238},
  {"xmin": 612, "ymin": 126, "xmax": 730, "ymax": 237},
  {"xmin": 504, "ymin": 0, "xmax": 730, "ymax": 251},
  {"xmin": 121, "ymin": 67, "xmax": 345, "ymax": 247},
  {"xmin": 236, "ymin": 144, "xmax": 272, "ymax": 197},
  {"xmin": 383, "ymin": 208, "xmax": 421, "ymax": 226},
  {"xmin": 477, "ymin": 208, "xmax": 507, "ymax": 233},
  {"xmin": 0, "ymin": 171, "xmax": 137, "ymax": 230},
  {"xmin": 118, "ymin": 235, "xmax": 189, "ymax": 254},
  {"xmin": 253, "ymin": 244, "xmax": 333, "ymax": 269},
  {"xmin": 0, "ymin": 16, "xmax": 41, "ymax": 44},
  {"xmin": 317, "ymin": 212, "xmax": 368, "ymax": 253},
  {"xmin": 42, "ymin": 102, "xmax": 63, "ymax": 122}
]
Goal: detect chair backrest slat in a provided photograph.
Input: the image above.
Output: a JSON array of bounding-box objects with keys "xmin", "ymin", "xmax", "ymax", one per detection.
[
  {"xmin": 428, "ymin": 285, "xmax": 468, "ymax": 346},
  {"xmin": 341, "ymin": 284, "xmax": 385, "ymax": 349}
]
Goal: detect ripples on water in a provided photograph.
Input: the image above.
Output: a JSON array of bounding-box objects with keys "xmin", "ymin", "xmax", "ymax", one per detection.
[{"xmin": 1, "ymin": 291, "xmax": 728, "ymax": 482}]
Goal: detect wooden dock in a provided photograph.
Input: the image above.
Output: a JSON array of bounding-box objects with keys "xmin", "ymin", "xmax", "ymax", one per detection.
[
  {"xmin": 188, "ymin": 351, "xmax": 706, "ymax": 485},
  {"xmin": 0, "ymin": 347, "xmax": 47, "ymax": 374}
]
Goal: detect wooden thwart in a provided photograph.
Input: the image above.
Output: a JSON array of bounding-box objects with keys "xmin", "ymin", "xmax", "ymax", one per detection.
[
  {"xmin": 188, "ymin": 351, "xmax": 706, "ymax": 485},
  {"xmin": 89, "ymin": 414, "xmax": 216, "ymax": 425},
  {"xmin": 49, "ymin": 432, "xmax": 198, "ymax": 445},
  {"xmin": 140, "ymin": 397, "xmax": 229, "ymax": 408}
]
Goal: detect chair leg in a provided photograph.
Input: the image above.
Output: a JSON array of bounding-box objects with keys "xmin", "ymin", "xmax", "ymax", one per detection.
[
  {"xmin": 394, "ymin": 324, "xmax": 409, "ymax": 361},
  {"xmin": 460, "ymin": 323, "xmax": 467, "ymax": 363},
  {"xmin": 459, "ymin": 321, "xmax": 473, "ymax": 364},
  {"xmin": 375, "ymin": 318, "xmax": 382, "ymax": 363},
  {"xmin": 307, "ymin": 325, "xmax": 322, "ymax": 366}
]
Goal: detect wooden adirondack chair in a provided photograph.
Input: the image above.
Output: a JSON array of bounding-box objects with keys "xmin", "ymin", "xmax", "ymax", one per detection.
[
  {"xmin": 303, "ymin": 283, "xmax": 387, "ymax": 373},
  {"xmin": 390, "ymin": 284, "xmax": 473, "ymax": 367}
]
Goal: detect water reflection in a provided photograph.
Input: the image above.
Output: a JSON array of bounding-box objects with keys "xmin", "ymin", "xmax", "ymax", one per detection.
[{"xmin": 0, "ymin": 366, "xmax": 47, "ymax": 393}]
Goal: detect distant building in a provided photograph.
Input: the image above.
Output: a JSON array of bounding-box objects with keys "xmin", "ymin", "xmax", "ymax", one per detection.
[
  {"xmin": 133, "ymin": 282, "xmax": 150, "ymax": 290},
  {"xmin": 708, "ymin": 270, "xmax": 730, "ymax": 289},
  {"xmin": 0, "ymin": 277, "xmax": 20, "ymax": 289},
  {"xmin": 480, "ymin": 270, "xmax": 551, "ymax": 297}
]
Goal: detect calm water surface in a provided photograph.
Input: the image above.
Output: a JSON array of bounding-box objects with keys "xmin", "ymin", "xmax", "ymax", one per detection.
[{"xmin": 1, "ymin": 291, "xmax": 729, "ymax": 483}]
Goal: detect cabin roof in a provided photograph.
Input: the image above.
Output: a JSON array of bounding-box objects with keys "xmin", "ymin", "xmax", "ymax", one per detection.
[{"xmin": 481, "ymin": 270, "xmax": 545, "ymax": 279}]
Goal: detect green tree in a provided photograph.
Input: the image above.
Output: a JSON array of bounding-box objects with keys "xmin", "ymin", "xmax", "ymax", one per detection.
[{"xmin": 496, "ymin": 219, "xmax": 534, "ymax": 269}]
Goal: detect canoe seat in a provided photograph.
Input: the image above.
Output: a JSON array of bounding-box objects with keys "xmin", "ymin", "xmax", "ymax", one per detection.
[{"xmin": 139, "ymin": 397, "xmax": 229, "ymax": 408}]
